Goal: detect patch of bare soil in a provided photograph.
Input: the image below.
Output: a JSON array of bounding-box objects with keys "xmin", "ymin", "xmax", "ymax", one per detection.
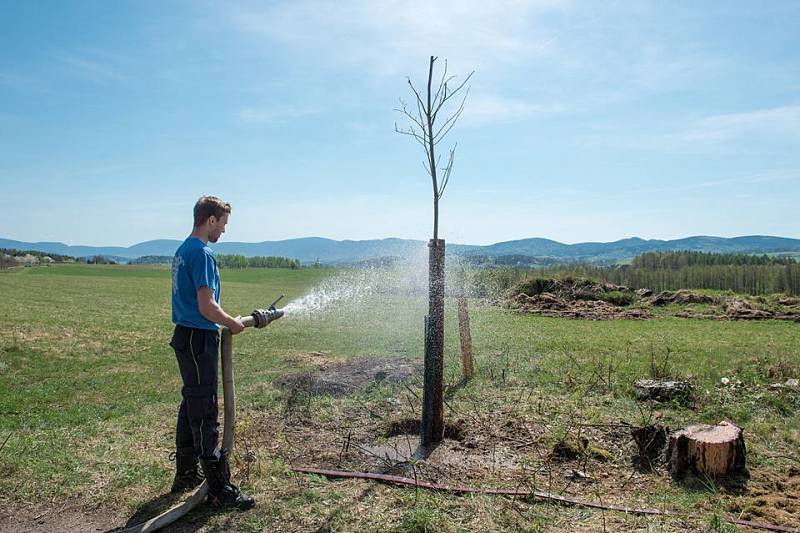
[
  {"xmin": 256, "ymin": 388, "xmax": 661, "ymax": 507},
  {"xmin": 273, "ymin": 357, "xmax": 422, "ymax": 397},
  {"xmin": 243, "ymin": 382, "xmax": 800, "ymax": 531},
  {"xmin": 0, "ymin": 498, "xmax": 119, "ymax": 533},
  {"xmin": 725, "ymin": 466, "xmax": 800, "ymax": 529}
]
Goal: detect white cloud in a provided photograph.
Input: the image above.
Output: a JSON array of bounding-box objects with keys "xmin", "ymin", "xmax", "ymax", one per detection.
[
  {"xmin": 680, "ymin": 105, "xmax": 800, "ymax": 143},
  {"xmin": 576, "ymin": 105, "xmax": 800, "ymax": 151},
  {"xmin": 461, "ymin": 94, "xmax": 564, "ymax": 126},
  {"xmin": 228, "ymin": 0, "xmax": 570, "ymax": 77}
]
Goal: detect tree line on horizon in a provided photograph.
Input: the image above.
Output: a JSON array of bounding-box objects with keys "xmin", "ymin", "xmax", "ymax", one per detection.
[
  {"xmin": 534, "ymin": 251, "xmax": 800, "ymax": 295},
  {"xmin": 216, "ymin": 254, "xmax": 300, "ymax": 269},
  {"xmin": 130, "ymin": 254, "xmax": 301, "ymax": 269}
]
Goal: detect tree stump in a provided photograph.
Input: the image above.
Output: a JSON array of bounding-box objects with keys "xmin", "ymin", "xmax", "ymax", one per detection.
[{"xmin": 667, "ymin": 421, "xmax": 746, "ymax": 477}]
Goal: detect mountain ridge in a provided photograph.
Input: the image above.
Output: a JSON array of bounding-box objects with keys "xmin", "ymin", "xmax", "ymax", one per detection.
[{"xmin": 3, "ymin": 235, "xmax": 800, "ymax": 264}]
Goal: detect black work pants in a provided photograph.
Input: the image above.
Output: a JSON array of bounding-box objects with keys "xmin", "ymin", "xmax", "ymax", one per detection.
[{"xmin": 170, "ymin": 324, "xmax": 220, "ymax": 460}]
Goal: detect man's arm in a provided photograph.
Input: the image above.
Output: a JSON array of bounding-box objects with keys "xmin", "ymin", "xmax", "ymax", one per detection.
[{"xmin": 197, "ymin": 287, "xmax": 245, "ymax": 334}]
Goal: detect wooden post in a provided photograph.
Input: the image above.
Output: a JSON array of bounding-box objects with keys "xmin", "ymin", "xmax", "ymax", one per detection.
[
  {"xmin": 457, "ymin": 297, "xmax": 473, "ymax": 380},
  {"xmin": 421, "ymin": 239, "xmax": 445, "ymax": 446}
]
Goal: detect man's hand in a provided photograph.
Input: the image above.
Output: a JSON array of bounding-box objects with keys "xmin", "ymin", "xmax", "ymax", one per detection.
[
  {"xmin": 197, "ymin": 287, "xmax": 245, "ymax": 334},
  {"xmin": 228, "ymin": 316, "xmax": 245, "ymax": 335}
]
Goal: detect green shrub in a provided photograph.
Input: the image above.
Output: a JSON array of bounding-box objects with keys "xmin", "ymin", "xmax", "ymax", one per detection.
[
  {"xmin": 514, "ymin": 277, "xmax": 556, "ymax": 296},
  {"xmin": 597, "ymin": 290, "xmax": 636, "ymax": 306}
]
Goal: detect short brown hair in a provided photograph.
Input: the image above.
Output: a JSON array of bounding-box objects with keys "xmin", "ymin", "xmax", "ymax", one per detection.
[{"xmin": 193, "ymin": 196, "xmax": 231, "ymax": 227}]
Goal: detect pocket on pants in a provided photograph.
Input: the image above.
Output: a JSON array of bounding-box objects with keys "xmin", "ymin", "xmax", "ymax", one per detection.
[
  {"xmin": 184, "ymin": 384, "xmax": 216, "ymax": 415},
  {"xmin": 202, "ymin": 330, "xmax": 219, "ymax": 357},
  {"xmin": 170, "ymin": 327, "xmax": 189, "ymax": 352}
]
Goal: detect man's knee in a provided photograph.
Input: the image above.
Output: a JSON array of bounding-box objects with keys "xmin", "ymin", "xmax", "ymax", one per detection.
[{"xmin": 182, "ymin": 384, "xmax": 217, "ymax": 421}]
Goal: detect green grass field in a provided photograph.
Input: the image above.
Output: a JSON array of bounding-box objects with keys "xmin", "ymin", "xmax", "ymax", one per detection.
[{"xmin": 1, "ymin": 264, "xmax": 798, "ymax": 532}]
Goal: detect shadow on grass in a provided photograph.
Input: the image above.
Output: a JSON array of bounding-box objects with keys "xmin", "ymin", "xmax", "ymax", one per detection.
[
  {"xmin": 109, "ymin": 491, "xmax": 217, "ymax": 533},
  {"xmin": 674, "ymin": 471, "xmax": 750, "ymax": 496},
  {"xmin": 312, "ymin": 483, "xmax": 379, "ymax": 533},
  {"xmin": 444, "ymin": 376, "xmax": 470, "ymax": 401}
]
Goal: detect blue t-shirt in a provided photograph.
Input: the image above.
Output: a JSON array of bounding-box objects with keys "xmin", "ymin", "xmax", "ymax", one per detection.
[{"xmin": 171, "ymin": 237, "xmax": 221, "ymax": 330}]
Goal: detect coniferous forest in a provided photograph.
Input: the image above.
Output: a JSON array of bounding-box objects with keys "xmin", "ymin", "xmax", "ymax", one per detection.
[{"xmin": 534, "ymin": 251, "xmax": 800, "ymax": 295}]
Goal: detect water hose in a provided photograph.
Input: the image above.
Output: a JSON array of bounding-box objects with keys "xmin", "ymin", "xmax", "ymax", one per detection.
[
  {"xmin": 114, "ymin": 306, "xmax": 284, "ymax": 533},
  {"xmin": 292, "ymin": 467, "xmax": 799, "ymax": 533}
]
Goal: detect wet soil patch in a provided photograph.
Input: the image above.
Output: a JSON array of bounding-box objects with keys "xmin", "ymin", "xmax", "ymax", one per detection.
[
  {"xmin": 274, "ymin": 357, "xmax": 422, "ymax": 396},
  {"xmin": 383, "ymin": 417, "xmax": 465, "ymax": 441}
]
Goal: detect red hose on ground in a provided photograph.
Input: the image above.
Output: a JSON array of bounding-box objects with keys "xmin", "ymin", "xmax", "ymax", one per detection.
[{"xmin": 292, "ymin": 466, "xmax": 799, "ymax": 533}]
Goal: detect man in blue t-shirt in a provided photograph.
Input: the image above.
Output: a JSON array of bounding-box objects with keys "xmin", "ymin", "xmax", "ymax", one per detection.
[{"xmin": 169, "ymin": 195, "xmax": 254, "ymax": 509}]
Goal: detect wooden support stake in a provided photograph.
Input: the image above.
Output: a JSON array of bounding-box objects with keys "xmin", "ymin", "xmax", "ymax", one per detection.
[{"xmin": 457, "ymin": 297, "xmax": 473, "ymax": 380}]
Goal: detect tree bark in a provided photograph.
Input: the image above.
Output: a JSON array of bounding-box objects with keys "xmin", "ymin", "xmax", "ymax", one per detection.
[{"xmin": 667, "ymin": 421, "xmax": 746, "ymax": 477}]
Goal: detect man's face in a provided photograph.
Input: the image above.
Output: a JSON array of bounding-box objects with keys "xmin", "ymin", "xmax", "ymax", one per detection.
[{"xmin": 208, "ymin": 213, "xmax": 229, "ymax": 243}]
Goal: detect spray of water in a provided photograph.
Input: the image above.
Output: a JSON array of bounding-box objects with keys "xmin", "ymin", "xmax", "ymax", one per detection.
[
  {"xmin": 277, "ymin": 246, "xmax": 490, "ymax": 378},
  {"xmin": 283, "ymin": 250, "xmax": 427, "ymax": 318},
  {"xmin": 282, "ymin": 246, "xmax": 482, "ymax": 320}
]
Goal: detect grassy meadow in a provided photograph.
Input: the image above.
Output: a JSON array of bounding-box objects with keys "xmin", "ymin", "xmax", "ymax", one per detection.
[{"xmin": 0, "ymin": 264, "xmax": 798, "ymax": 532}]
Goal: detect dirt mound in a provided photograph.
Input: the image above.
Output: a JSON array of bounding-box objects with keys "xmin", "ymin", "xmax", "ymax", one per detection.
[
  {"xmin": 508, "ymin": 278, "xmax": 648, "ymax": 320},
  {"xmin": 510, "ymin": 294, "xmax": 651, "ymax": 320},
  {"xmin": 511, "ymin": 277, "xmax": 631, "ymax": 300},
  {"xmin": 646, "ymin": 290, "xmax": 715, "ymax": 306},
  {"xmin": 274, "ymin": 357, "xmax": 422, "ymax": 396},
  {"xmin": 507, "ymin": 278, "xmax": 800, "ymax": 322},
  {"xmin": 720, "ymin": 296, "xmax": 800, "ymax": 321},
  {"xmin": 673, "ymin": 294, "xmax": 800, "ymax": 322},
  {"xmin": 720, "ymin": 297, "xmax": 775, "ymax": 319}
]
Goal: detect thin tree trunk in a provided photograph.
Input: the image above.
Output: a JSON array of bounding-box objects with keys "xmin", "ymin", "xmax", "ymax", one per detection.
[{"xmin": 426, "ymin": 55, "xmax": 438, "ymax": 240}]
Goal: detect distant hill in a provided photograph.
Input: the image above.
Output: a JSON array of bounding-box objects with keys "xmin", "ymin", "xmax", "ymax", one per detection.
[{"xmin": 1, "ymin": 235, "xmax": 799, "ymax": 265}]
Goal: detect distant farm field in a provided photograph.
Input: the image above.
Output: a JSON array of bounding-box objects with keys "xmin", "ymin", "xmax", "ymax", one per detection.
[{"xmin": 1, "ymin": 264, "xmax": 798, "ymax": 532}]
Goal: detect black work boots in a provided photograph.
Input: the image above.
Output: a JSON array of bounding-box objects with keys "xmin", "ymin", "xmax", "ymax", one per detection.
[
  {"xmin": 170, "ymin": 446, "xmax": 204, "ymax": 493},
  {"xmin": 200, "ymin": 449, "xmax": 255, "ymax": 510}
]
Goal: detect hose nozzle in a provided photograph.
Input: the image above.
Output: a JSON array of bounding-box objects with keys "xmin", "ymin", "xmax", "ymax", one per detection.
[
  {"xmin": 251, "ymin": 306, "xmax": 284, "ymax": 328},
  {"xmin": 251, "ymin": 294, "xmax": 286, "ymax": 328}
]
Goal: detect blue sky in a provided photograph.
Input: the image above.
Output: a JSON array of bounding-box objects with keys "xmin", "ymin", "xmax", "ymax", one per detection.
[{"xmin": 1, "ymin": 0, "xmax": 798, "ymax": 246}]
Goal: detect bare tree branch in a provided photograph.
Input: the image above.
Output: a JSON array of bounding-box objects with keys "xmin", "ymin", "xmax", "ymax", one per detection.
[
  {"xmin": 395, "ymin": 99, "xmax": 428, "ymax": 134},
  {"xmin": 422, "ymin": 159, "xmax": 431, "ymax": 177},
  {"xmin": 407, "ymin": 78, "xmax": 427, "ymax": 120},
  {"xmin": 433, "ymin": 88, "xmax": 470, "ymax": 144},
  {"xmin": 432, "ymin": 71, "xmax": 474, "ymax": 122},
  {"xmin": 432, "ymin": 59, "xmax": 453, "ymax": 107},
  {"xmin": 437, "ymin": 145, "xmax": 456, "ymax": 199},
  {"xmin": 394, "ymin": 56, "xmax": 473, "ymax": 238},
  {"xmin": 394, "ymin": 124, "xmax": 428, "ymax": 151}
]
